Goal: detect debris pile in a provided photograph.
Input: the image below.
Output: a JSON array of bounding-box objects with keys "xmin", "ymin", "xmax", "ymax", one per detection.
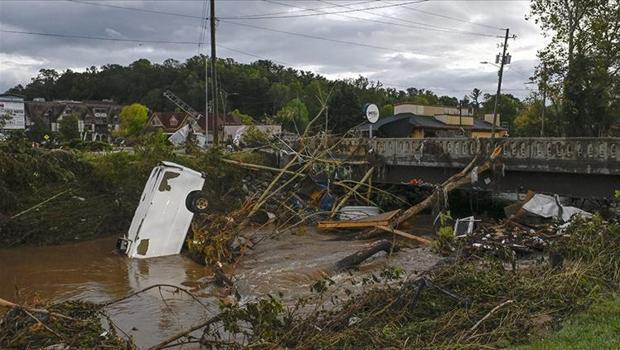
[{"xmin": 0, "ymin": 299, "xmax": 136, "ymax": 350}]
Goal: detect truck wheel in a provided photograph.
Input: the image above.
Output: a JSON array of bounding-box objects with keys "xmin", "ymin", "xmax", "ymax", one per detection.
[{"xmin": 186, "ymin": 191, "xmax": 209, "ymax": 213}]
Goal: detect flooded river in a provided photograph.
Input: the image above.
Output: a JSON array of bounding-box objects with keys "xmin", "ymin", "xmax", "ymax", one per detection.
[{"xmin": 0, "ymin": 220, "xmax": 439, "ymax": 348}]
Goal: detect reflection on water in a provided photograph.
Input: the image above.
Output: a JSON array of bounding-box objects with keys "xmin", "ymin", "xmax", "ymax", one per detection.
[{"xmin": 0, "ymin": 218, "xmax": 439, "ymax": 348}]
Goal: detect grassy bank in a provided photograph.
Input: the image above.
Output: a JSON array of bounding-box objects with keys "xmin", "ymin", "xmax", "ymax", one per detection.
[
  {"xmin": 516, "ymin": 297, "xmax": 620, "ymax": 350},
  {"xmin": 0, "ymin": 135, "xmax": 265, "ymax": 247}
]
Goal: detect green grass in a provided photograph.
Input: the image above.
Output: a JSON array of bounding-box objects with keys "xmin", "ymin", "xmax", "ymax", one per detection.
[{"xmin": 517, "ymin": 297, "xmax": 620, "ymax": 350}]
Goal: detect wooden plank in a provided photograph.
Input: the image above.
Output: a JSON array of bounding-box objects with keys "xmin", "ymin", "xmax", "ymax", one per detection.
[
  {"xmin": 374, "ymin": 225, "xmax": 432, "ymax": 245},
  {"xmin": 318, "ymin": 220, "xmax": 391, "ymax": 229},
  {"xmin": 318, "ymin": 209, "xmax": 400, "ymax": 229}
]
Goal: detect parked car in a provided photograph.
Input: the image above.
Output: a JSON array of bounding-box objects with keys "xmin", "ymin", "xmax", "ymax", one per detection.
[{"xmin": 116, "ymin": 161, "xmax": 209, "ymax": 258}]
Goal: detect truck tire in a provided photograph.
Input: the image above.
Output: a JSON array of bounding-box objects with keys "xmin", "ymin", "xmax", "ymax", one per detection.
[{"xmin": 186, "ymin": 191, "xmax": 209, "ymax": 213}]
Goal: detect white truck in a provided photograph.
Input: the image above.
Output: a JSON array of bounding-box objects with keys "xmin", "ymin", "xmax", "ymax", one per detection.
[{"xmin": 116, "ymin": 161, "xmax": 209, "ymax": 259}]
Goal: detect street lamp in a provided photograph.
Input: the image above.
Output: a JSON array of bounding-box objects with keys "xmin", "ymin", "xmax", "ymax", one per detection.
[{"xmin": 480, "ymin": 61, "xmax": 501, "ymax": 69}]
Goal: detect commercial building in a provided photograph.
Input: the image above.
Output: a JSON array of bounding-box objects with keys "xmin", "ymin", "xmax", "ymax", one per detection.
[
  {"xmin": 357, "ymin": 102, "xmax": 507, "ymax": 139},
  {"xmin": 0, "ymin": 94, "xmax": 26, "ymax": 131}
]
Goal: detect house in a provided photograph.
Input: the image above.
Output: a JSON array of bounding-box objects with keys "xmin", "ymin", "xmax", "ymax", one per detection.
[
  {"xmin": 0, "ymin": 93, "xmax": 26, "ymax": 131},
  {"xmin": 357, "ymin": 103, "xmax": 507, "ymax": 139},
  {"xmin": 147, "ymin": 111, "xmax": 243, "ymax": 142},
  {"xmin": 24, "ymin": 99, "xmax": 121, "ymax": 142}
]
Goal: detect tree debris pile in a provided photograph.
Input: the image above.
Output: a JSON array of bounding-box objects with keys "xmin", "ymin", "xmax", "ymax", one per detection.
[
  {"xmin": 190, "ymin": 216, "xmax": 619, "ymax": 349},
  {"xmin": 0, "ymin": 301, "xmax": 136, "ymax": 350}
]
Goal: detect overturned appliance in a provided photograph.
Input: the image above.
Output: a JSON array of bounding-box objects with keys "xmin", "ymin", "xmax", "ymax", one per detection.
[{"xmin": 117, "ymin": 161, "xmax": 209, "ymax": 259}]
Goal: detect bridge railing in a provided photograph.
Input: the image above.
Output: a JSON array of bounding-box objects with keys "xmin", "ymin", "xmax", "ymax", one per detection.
[{"xmin": 335, "ymin": 137, "xmax": 620, "ymax": 175}]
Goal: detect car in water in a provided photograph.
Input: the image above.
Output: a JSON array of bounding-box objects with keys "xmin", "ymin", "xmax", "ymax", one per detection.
[{"xmin": 116, "ymin": 161, "xmax": 209, "ymax": 258}]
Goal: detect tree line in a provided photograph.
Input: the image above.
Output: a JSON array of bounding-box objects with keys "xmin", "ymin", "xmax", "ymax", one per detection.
[
  {"xmin": 6, "ymin": 0, "xmax": 618, "ymax": 137},
  {"xmin": 6, "ymin": 57, "xmax": 524, "ymax": 134}
]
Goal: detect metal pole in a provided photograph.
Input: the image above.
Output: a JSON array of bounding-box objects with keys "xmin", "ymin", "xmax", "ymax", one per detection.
[
  {"xmin": 210, "ymin": 0, "xmax": 218, "ymax": 145},
  {"xmin": 541, "ymin": 86, "xmax": 546, "ymax": 137},
  {"xmin": 491, "ymin": 28, "xmax": 509, "ymax": 143},
  {"xmin": 204, "ymin": 55, "xmax": 209, "ymax": 146}
]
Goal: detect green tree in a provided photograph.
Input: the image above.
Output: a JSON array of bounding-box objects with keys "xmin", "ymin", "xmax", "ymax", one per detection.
[
  {"xmin": 529, "ymin": 0, "xmax": 620, "ymax": 136},
  {"xmin": 480, "ymin": 93, "xmax": 523, "ymax": 131},
  {"xmin": 118, "ymin": 103, "xmax": 148, "ymax": 138},
  {"xmin": 469, "ymin": 88, "xmax": 482, "ymax": 116},
  {"xmin": 231, "ymin": 109, "xmax": 255, "ymax": 125},
  {"xmin": 380, "ymin": 104, "xmax": 394, "ymax": 117},
  {"xmin": 276, "ymin": 98, "xmax": 309, "ymax": 133},
  {"xmin": 59, "ymin": 114, "xmax": 80, "ymax": 141},
  {"xmin": 27, "ymin": 116, "xmax": 50, "ymax": 142}
]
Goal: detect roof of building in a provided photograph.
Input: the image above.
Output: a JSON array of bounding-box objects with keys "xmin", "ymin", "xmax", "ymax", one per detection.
[
  {"xmin": 356, "ymin": 112, "xmax": 505, "ymax": 136},
  {"xmin": 0, "ymin": 93, "xmax": 25, "ymax": 101},
  {"xmin": 24, "ymin": 100, "xmax": 121, "ymax": 123},
  {"xmin": 149, "ymin": 112, "xmax": 243, "ymax": 133}
]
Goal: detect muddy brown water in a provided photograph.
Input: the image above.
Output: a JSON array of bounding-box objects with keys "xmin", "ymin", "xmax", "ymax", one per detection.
[{"xmin": 0, "ymin": 219, "xmax": 439, "ymax": 349}]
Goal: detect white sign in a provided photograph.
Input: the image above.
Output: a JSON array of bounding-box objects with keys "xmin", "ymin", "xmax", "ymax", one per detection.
[
  {"xmin": 0, "ymin": 101, "xmax": 25, "ymax": 130},
  {"xmin": 365, "ymin": 103, "xmax": 379, "ymax": 124}
]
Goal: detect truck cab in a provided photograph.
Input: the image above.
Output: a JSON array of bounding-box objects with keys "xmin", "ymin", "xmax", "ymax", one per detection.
[{"xmin": 117, "ymin": 161, "xmax": 208, "ymax": 258}]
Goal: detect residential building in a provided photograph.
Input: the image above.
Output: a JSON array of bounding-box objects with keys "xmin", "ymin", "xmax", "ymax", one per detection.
[
  {"xmin": 147, "ymin": 111, "xmax": 245, "ymax": 143},
  {"xmin": 24, "ymin": 99, "xmax": 121, "ymax": 142}
]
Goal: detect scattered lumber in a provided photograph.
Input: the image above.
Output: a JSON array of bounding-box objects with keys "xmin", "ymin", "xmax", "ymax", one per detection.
[
  {"xmin": 374, "ymin": 225, "xmax": 432, "ymax": 245},
  {"xmin": 318, "ymin": 209, "xmax": 400, "ymax": 229}
]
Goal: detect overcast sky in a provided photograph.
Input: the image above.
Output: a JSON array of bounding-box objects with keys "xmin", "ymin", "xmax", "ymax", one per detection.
[{"xmin": 0, "ymin": 0, "xmax": 545, "ymax": 99}]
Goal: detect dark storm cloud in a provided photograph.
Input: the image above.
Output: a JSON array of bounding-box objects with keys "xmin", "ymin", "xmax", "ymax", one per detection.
[{"xmin": 0, "ymin": 0, "xmax": 543, "ymax": 98}]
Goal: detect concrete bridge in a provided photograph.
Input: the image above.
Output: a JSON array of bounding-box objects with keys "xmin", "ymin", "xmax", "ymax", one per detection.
[{"xmin": 333, "ymin": 137, "xmax": 620, "ymax": 198}]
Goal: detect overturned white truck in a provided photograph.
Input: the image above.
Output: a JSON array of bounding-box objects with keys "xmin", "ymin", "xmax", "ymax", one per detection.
[{"xmin": 116, "ymin": 161, "xmax": 208, "ymax": 259}]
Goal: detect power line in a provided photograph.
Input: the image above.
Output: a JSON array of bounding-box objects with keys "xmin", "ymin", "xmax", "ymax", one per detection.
[
  {"xmin": 66, "ymin": 0, "xmax": 384, "ymax": 21},
  {"xmin": 302, "ymin": 0, "xmax": 502, "ymax": 38},
  {"xmin": 241, "ymin": 0, "xmax": 377, "ymax": 19},
  {"xmin": 0, "ymin": 27, "xmax": 292, "ymax": 66},
  {"xmin": 0, "ymin": 29, "xmax": 204, "ymax": 45},
  {"xmin": 219, "ymin": 20, "xmax": 438, "ymax": 57},
  {"xmin": 64, "ymin": 0, "xmax": 446, "ymax": 55},
  {"xmin": 246, "ymin": 0, "xmax": 428, "ymax": 19},
  {"xmin": 389, "ymin": 0, "xmax": 505, "ymax": 30}
]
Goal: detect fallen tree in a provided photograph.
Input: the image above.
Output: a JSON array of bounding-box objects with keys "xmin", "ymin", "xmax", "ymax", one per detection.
[{"xmin": 356, "ymin": 143, "xmax": 503, "ymax": 240}]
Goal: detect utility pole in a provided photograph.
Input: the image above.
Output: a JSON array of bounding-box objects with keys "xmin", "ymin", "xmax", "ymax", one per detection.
[
  {"xmin": 204, "ymin": 55, "xmax": 209, "ymax": 146},
  {"xmin": 210, "ymin": 0, "xmax": 219, "ymax": 145},
  {"xmin": 540, "ymin": 63, "xmax": 547, "ymax": 137},
  {"xmin": 491, "ymin": 28, "xmax": 510, "ymax": 143}
]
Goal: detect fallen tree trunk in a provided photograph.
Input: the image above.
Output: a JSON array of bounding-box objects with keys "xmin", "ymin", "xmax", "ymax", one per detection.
[
  {"xmin": 357, "ymin": 144, "xmax": 503, "ymax": 240},
  {"xmin": 334, "ymin": 239, "xmax": 394, "ymax": 271}
]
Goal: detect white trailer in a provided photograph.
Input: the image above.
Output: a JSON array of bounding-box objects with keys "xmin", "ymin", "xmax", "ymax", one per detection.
[{"xmin": 117, "ymin": 161, "xmax": 209, "ymax": 258}]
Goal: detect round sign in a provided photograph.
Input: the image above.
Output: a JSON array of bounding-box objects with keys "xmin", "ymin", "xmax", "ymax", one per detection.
[{"xmin": 364, "ymin": 103, "xmax": 380, "ymax": 124}]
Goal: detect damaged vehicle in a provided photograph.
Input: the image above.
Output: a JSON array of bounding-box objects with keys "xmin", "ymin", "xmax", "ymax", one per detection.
[{"xmin": 116, "ymin": 161, "xmax": 209, "ymax": 258}]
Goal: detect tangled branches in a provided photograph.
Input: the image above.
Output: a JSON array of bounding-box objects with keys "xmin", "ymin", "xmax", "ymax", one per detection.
[{"xmin": 194, "ymin": 217, "xmax": 620, "ymax": 349}]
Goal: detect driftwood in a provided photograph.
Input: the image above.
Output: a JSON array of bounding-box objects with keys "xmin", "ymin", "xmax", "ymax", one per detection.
[
  {"xmin": 374, "ymin": 225, "xmax": 432, "ymax": 245},
  {"xmin": 334, "ymin": 239, "xmax": 394, "ymax": 271},
  {"xmin": 0, "ymin": 297, "xmax": 76, "ymax": 320},
  {"xmin": 148, "ymin": 315, "xmax": 222, "ymax": 350},
  {"xmin": 9, "ymin": 189, "xmax": 70, "ymax": 219},
  {"xmin": 358, "ymin": 145, "xmax": 503, "ymax": 239}
]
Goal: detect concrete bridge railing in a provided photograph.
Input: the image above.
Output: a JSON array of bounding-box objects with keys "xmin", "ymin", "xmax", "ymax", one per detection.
[{"xmin": 335, "ymin": 137, "xmax": 620, "ymax": 175}]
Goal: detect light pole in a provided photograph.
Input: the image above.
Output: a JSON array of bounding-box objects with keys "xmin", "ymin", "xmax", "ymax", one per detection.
[{"xmin": 482, "ymin": 27, "xmax": 511, "ymax": 143}]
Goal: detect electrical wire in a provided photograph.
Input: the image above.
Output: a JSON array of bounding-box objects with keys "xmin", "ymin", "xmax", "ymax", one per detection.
[
  {"xmin": 264, "ymin": 0, "xmax": 501, "ymax": 38},
  {"xmin": 218, "ymin": 20, "xmax": 438, "ymax": 56},
  {"xmin": 388, "ymin": 0, "xmax": 506, "ymax": 30},
  {"xmin": 0, "ymin": 29, "xmax": 205, "ymax": 45}
]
